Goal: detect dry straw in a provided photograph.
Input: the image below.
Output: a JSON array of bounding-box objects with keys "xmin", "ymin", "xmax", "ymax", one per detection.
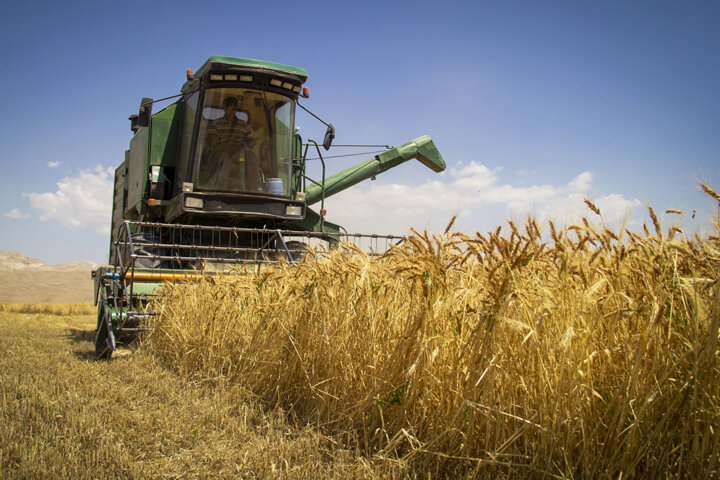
[
  {"xmin": 145, "ymin": 187, "xmax": 720, "ymax": 478},
  {"xmin": 0, "ymin": 302, "xmax": 95, "ymax": 316}
]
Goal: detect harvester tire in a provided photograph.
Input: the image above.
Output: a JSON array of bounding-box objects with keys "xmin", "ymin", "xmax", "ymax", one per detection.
[
  {"xmin": 94, "ymin": 308, "xmax": 114, "ymax": 360},
  {"xmin": 131, "ymin": 233, "xmax": 167, "ymax": 268},
  {"xmin": 284, "ymin": 241, "xmax": 308, "ymax": 263},
  {"xmin": 94, "ymin": 324, "xmax": 112, "ymax": 359}
]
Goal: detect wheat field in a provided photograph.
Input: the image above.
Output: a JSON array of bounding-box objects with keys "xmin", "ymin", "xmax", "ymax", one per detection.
[
  {"xmin": 146, "ymin": 192, "xmax": 720, "ymax": 479},
  {"xmin": 2, "ymin": 188, "xmax": 718, "ymax": 479},
  {"xmin": 0, "ymin": 302, "xmax": 96, "ymax": 316},
  {"xmin": 1, "ymin": 309, "xmax": 401, "ymax": 479}
]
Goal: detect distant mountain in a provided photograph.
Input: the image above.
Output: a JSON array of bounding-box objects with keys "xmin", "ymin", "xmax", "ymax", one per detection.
[
  {"xmin": 0, "ymin": 251, "xmax": 100, "ymax": 271},
  {"xmin": 0, "ymin": 251, "xmax": 100, "ymax": 302}
]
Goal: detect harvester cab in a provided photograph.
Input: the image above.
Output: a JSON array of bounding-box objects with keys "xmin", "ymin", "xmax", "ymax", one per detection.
[{"xmin": 92, "ymin": 56, "xmax": 446, "ymax": 358}]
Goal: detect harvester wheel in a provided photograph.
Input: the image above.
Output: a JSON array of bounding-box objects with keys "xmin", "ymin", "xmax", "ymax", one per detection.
[
  {"xmin": 94, "ymin": 308, "xmax": 114, "ymax": 360},
  {"xmin": 131, "ymin": 232, "xmax": 166, "ymax": 268},
  {"xmin": 284, "ymin": 241, "xmax": 308, "ymax": 263}
]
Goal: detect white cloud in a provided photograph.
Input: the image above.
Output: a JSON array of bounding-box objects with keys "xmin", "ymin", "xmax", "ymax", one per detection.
[
  {"xmin": 25, "ymin": 165, "xmax": 114, "ymax": 235},
  {"xmin": 47, "ymin": 161, "xmax": 60, "ymax": 168},
  {"xmin": 17, "ymin": 160, "xmax": 642, "ymax": 240},
  {"xmin": 595, "ymin": 194, "xmax": 643, "ymax": 222},
  {"xmin": 323, "ymin": 162, "xmax": 641, "ymax": 235},
  {"xmin": 531, "ymin": 190, "xmax": 642, "ymax": 228},
  {"xmin": 517, "ymin": 169, "xmax": 537, "ymax": 178},
  {"xmin": 450, "ymin": 162, "xmax": 498, "ymax": 189},
  {"xmin": 4, "ymin": 208, "xmax": 28, "ymax": 219},
  {"xmin": 568, "ymin": 171, "xmax": 593, "ymax": 192}
]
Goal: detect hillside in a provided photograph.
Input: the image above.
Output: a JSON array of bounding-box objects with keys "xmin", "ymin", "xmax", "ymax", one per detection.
[{"xmin": 0, "ymin": 251, "xmax": 100, "ymax": 303}]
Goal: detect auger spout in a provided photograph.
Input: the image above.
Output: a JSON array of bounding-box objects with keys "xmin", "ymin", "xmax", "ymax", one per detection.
[{"xmin": 304, "ymin": 135, "xmax": 445, "ymax": 206}]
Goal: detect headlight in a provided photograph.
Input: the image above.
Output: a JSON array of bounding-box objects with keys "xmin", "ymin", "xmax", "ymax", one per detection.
[
  {"xmin": 185, "ymin": 197, "xmax": 204, "ymax": 209},
  {"xmin": 285, "ymin": 205, "xmax": 302, "ymax": 216}
]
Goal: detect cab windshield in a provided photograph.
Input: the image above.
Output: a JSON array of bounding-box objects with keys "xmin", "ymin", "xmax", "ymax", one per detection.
[{"xmin": 194, "ymin": 88, "xmax": 294, "ymax": 196}]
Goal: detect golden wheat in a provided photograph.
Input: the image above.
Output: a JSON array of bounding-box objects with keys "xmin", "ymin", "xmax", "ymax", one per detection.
[
  {"xmin": 144, "ymin": 194, "xmax": 720, "ymax": 478},
  {"xmin": 702, "ymin": 183, "xmax": 720, "ymax": 203},
  {"xmin": 0, "ymin": 302, "xmax": 95, "ymax": 315},
  {"xmin": 1, "ymin": 311, "xmax": 405, "ymax": 479}
]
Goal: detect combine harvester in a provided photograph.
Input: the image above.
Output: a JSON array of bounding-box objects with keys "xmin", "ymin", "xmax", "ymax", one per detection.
[{"xmin": 92, "ymin": 56, "xmax": 445, "ymax": 359}]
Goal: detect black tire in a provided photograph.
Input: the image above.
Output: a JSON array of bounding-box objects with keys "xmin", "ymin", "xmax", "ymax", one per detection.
[
  {"xmin": 284, "ymin": 241, "xmax": 308, "ymax": 263},
  {"xmin": 94, "ymin": 307, "xmax": 114, "ymax": 360},
  {"xmin": 131, "ymin": 232, "xmax": 167, "ymax": 268}
]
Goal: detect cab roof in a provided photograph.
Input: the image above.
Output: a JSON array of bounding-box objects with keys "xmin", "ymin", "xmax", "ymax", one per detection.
[{"xmin": 182, "ymin": 56, "xmax": 308, "ymax": 91}]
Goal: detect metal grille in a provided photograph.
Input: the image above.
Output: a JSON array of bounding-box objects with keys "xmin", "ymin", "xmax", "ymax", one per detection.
[{"xmin": 112, "ymin": 220, "xmax": 405, "ymax": 273}]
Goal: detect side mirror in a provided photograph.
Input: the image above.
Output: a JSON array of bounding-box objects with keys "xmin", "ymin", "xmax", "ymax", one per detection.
[
  {"xmin": 322, "ymin": 124, "xmax": 335, "ymax": 151},
  {"xmin": 128, "ymin": 114, "xmax": 140, "ymax": 133},
  {"xmin": 136, "ymin": 97, "xmax": 154, "ymax": 128}
]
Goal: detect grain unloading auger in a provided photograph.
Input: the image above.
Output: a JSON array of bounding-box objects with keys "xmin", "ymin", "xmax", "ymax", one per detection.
[{"xmin": 92, "ymin": 56, "xmax": 445, "ymax": 359}]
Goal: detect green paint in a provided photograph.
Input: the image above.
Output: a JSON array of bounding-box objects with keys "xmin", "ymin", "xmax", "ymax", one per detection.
[
  {"xmin": 182, "ymin": 56, "xmax": 308, "ymax": 90},
  {"xmin": 200, "ymin": 56, "xmax": 308, "ymax": 79},
  {"xmin": 149, "ymin": 103, "xmax": 180, "ymax": 167},
  {"xmin": 304, "ymin": 135, "xmax": 446, "ymax": 206},
  {"xmin": 289, "ymin": 207, "xmax": 342, "ymax": 235}
]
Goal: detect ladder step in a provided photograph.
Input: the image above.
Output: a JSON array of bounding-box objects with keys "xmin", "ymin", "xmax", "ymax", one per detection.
[{"xmin": 125, "ymin": 311, "xmax": 159, "ymax": 317}]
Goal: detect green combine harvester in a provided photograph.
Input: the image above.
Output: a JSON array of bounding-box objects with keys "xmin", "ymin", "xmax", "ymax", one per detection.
[{"xmin": 92, "ymin": 56, "xmax": 445, "ymax": 359}]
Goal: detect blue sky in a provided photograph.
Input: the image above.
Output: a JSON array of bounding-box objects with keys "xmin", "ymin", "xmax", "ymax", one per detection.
[{"xmin": 1, "ymin": 1, "xmax": 718, "ymax": 264}]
